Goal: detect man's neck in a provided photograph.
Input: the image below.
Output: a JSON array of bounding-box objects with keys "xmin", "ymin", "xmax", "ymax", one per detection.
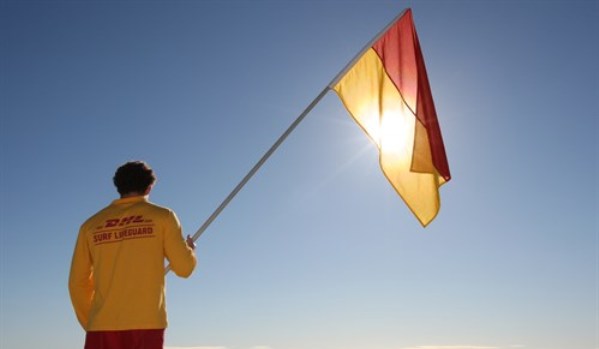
[{"xmin": 120, "ymin": 192, "xmax": 145, "ymax": 199}]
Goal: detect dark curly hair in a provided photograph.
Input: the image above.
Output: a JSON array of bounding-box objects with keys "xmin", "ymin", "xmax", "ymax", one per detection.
[{"xmin": 113, "ymin": 161, "xmax": 156, "ymax": 196}]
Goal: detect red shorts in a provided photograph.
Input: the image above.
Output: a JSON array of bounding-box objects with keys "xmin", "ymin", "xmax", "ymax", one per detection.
[{"xmin": 84, "ymin": 329, "xmax": 164, "ymax": 349}]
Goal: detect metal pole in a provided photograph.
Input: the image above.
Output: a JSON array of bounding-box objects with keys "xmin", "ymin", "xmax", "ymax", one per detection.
[
  {"xmin": 166, "ymin": 9, "xmax": 408, "ymax": 274},
  {"xmin": 191, "ymin": 86, "xmax": 329, "ymax": 243}
]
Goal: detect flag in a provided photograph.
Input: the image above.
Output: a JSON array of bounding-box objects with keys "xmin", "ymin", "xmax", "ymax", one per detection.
[{"xmin": 332, "ymin": 9, "xmax": 451, "ymax": 226}]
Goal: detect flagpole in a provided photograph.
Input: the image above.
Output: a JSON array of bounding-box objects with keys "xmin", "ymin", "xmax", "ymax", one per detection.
[{"xmin": 166, "ymin": 8, "xmax": 408, "ymax": 274}]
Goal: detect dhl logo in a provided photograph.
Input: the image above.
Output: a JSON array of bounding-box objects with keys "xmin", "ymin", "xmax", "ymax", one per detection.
[{"xmin": 102, "ymin": 215, "xmax": 147, "ymax": 228}]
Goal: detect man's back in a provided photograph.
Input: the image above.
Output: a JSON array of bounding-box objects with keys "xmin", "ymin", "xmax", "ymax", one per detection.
[{"xmin": 69, "ymin": 195, "xmax": 196, "ymax": 331}]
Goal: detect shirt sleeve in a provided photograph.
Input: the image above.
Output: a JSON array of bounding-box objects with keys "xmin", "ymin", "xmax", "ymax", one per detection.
[
  {"xmin": 163, "ymin": 210, "xmax": 196, "ymax": 278},
  {"xmin": 68, "ymin": 227, "xmax": 94, "ymax": 330}
]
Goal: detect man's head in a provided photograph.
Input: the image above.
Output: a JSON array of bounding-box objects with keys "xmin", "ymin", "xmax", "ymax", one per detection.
[{"xmin": 113, "ymin": 161, "xmax": 156, "ymax": 197}]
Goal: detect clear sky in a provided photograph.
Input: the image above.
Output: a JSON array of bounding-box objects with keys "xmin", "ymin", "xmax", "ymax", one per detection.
[{"xmin": 1, "ymin": 1, "xmax": 597, "ymax": 349}]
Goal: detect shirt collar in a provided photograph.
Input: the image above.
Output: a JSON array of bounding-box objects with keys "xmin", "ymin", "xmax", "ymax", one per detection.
[{"xmin": 111, "ymin": 195, "xmax": 149, "ymax": 205}]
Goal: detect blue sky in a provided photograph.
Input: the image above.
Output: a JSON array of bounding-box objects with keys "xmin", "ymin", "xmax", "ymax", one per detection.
[{"xmin": 1, "ymin": 1, "xmax": 597, "ymax": 349}]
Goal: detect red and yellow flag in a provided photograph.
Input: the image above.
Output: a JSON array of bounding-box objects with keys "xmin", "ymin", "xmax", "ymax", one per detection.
[{"xmin": 332, "ymin": 9, "xmax": 451, "ymax": 226}]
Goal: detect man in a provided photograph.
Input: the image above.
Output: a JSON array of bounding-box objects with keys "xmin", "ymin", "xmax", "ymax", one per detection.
[{"xmin": 69, "ymin": 161, "xmax": 197, "ymax": 349}]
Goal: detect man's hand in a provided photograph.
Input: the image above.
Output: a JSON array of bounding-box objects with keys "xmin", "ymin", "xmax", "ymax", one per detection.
[{"xmin": 186, "ymin": 235, "xmax": 196, "ymax": 250}]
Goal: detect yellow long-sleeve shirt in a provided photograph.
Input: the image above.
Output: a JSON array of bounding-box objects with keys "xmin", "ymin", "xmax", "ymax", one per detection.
[{"xmin": 69, "ymin": 196, "xmax": 196, "ymax": 331}]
